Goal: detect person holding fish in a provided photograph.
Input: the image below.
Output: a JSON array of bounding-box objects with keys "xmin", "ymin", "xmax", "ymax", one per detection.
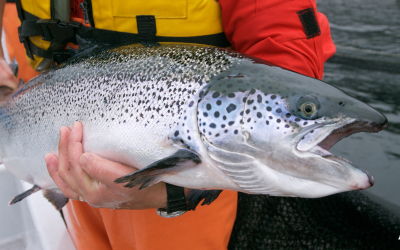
[{"xmin": 0, "ymin": 0, "xmax": 340, "ymax": 249}]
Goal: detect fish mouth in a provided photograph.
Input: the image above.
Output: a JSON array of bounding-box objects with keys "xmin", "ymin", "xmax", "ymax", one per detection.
[{"xmin": 295, "ymin": 118, "xmax": 387, "ymax": 188}]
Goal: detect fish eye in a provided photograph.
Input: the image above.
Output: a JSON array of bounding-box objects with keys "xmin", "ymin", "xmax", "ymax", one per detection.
[{"xmin": 296, "ymin": 95, "xmax": 319, "ymax": 119}]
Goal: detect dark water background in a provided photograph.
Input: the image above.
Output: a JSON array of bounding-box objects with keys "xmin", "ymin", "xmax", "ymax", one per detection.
[{"xmin": 317, "ymin": 0, "xmax": 400, "ymax": 215}]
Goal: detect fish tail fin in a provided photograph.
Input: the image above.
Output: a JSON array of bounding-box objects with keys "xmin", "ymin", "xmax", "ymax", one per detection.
[
  {"xmin": 8, "ymin": 184, "xmax": 41, "ymax": 206},
  {"xmin": 186, "ymin": 189, "xmax": 223, "ymax": 211},
  {"xmin": 42, "ymin": 189, "xmax": 69, "ymax": 210}
]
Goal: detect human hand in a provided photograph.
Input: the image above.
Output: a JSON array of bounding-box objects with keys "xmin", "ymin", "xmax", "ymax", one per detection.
[
  {"xmin": 0, "ymin": 57, "xmax": 18, "ymax": 104},
  {"xmin": 45, "ymin": 121, "xmax": 169, "ymax": 210}
]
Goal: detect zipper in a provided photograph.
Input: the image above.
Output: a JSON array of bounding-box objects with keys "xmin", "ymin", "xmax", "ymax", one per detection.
[
  {"xmin": 50, "ymin": 0, "xmax": 56, "ymax": 19},
  {"xmin": 80, "ymin": 0, "xmax": 95, "ymax": 27}
]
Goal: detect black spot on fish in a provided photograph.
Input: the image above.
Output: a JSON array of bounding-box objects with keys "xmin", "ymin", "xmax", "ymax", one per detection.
[
  {"xmin": 303, "ymin": 122, "xmax": 308, "ymax": 125},
  {"xmin": 285, "ymin": 124, "xmax": 290, "ymax": 128},
  {"xmin": 269, "ymin": 116, "xmax": 273, "ymax": 119},
  {"xmin": 174, "ymin": 131, "xmax": 179, "ymax": 137},
  {"xmin": 228, "ymin": 121, "xmax": 235, "ymax": 126},
  {"xmin": 295, "ymin": 118, "xmax": 301, "ymax": 122},
  {"xmin": 257, "ymin": 94, "xmax": 262, "ymax": 103},
  {"xmin": 210, "ymin": 123, "xmax": 216, "ymax": 128},
  {"xmin": 247, "ymin": 118, "xmax": 251, "ymax": 123},
  {"xmin": 212, "ymin": 92, "xmax": 220, "ymax": 98},
  {"xmin": 221, "ymin": 124, "xmax": 226, "ymax": 128},
  {"xmin": 228, "ymin": 93, "xmax": 236, "ymax": 98},
  {"xmin": 271, "ymin": 95, "xmax": 276, "ymax": 100},
  {"xmin": 257, "ymin": 112, "xmax": 262, "ymax": 118},
  {"xmin": 246, "ymin": 109, "xmax": 250, "ymax": 114},
  {"xmin": 199, "ymin": 91, "xmax": 205, "ymax": 98},
  {"xmin": 203, "ymin": 112, "xmax": 208, "ymax": 117},
  {"xmin": 243, "ymin": 97, "xmax": 247, "ymax": 102},
  {"xmin": 276, "ymin": 108, "xmax": 282, "ymax": 113},
  {"xmin": 214, "ymin": 111, "xmax": 220, "ymax": 118},
  {"xmin": 238, "ymin": 88, "xmax": 246, "ymax": 92},
  {"xmin": 253, "ymin": 106, "xmax": 257, "ymax": 110},
  {"xmin": 247, "ymin": 99, "xmax": 254, "ymax": 105},
  {"xmin": 240, "ymin": 111, "xmax": 244, "ymax": 116},
  {"xmin": 285, "ymin": 113, "xmax": 291, "ymax": 118},
  {"xmin": 267, "ymin": 107, "xmax": 272, "ymax": 111},
  {"xmin": 226, "ymin": 104, "xmax": 237, "ymax": 113},
  {"xmin": 266, "ymin": 121, "xmax": 269, "ymax": 125},
  {"xmin": 206, "ymin": 104, "xmax": 212, "ymax": 110},
  {"xmin": 224, "ymin": 129, "xmax": 228, "ymax": 133},
  {"xmin": 189, "ymin": 101, "xmax": 194, "ymax": 107},
  {"xmin": 250, "ymin": 89, "xmax": 256, "ymax": 94},
  {"xmin": 234, "ymin": 130, "xmax": 238, "ymax": 134},
  {"xmin": 216, "ymin": 100, "xmax": 222, "ymax": 106},
  {"xmin": 223, "ymin": 116, "xmax": 227, "ymax": 120},
  {"xmin": 277, "ymin": 119, "xmax": 281, "ymax": 123},
  {"xmin": 188, "ymin": 136, "xmax": 191, "ymax": 140}
]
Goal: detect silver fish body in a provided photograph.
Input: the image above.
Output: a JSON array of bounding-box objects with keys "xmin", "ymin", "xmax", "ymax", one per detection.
[{"xmin": 0, "ymin": 44, "xmax": 387, "ymax": 209}]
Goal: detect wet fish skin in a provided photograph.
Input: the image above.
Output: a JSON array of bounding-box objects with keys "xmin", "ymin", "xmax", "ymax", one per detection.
[{"xmin": 0, "ymin": 44, "xmax": 387, "ymax": 209}]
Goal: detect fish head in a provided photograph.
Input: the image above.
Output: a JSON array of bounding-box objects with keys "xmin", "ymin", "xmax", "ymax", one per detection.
[{"xmin": 197, "ymin": 60, "xmax": 387, "ymax": 198}]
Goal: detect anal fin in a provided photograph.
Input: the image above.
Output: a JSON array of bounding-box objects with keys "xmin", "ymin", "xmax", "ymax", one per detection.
[
  {"xmin": 186, "ymin": 189, "xmax": 223, "ymax": 211},
  {"xmin": 42, "ymin": 189, "xmax": 69, "ymax": 210},
  {"xmin": 9, "ymin": 184, "xmax": 41, "ymax": 206},
  {"xmin": 114, "ymin": 149, "xmax": 201, "ymax": 189}
]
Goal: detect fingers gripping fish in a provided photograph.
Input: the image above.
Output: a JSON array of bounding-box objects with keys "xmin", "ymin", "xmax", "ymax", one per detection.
[{"xmin": 0, "ymin": 44, "xmax": 387, "ymax": 210}]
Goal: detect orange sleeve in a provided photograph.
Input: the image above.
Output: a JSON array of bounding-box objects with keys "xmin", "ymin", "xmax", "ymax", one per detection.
[
  {"xmin": 219, "ymin": 0, "xmax": 336, "ymax": 79},
  {"xmin": 2, "ymin": 3, "xmax": 39, "ymax": 82}
]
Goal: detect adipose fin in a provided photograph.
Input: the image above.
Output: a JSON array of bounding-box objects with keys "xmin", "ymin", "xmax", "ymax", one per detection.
[{"xmin": 114, "ymin": 149, "xmax": 201, "ymax": 189}]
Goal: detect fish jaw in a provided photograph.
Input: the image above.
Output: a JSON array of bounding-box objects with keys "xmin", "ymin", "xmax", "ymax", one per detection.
[{"xmin": 288, "ymin": 115, "xmax": 387, "ymax": 194}]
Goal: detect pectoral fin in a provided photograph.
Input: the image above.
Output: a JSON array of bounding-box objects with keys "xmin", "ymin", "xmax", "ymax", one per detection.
[
  {"xmin": 42, "ymin": 189, "xmax": 69, "ymax": 210},
  {"xmin": 114, "ymin": 149, "xmax": 201, "ymax": 189},
  {"xmin": 9, "ymin": 184, "xmax": 41, "ymax": 206},
  {"xmin": 186, "ymin": 189, "xmax": 223, "ymax": 211}
]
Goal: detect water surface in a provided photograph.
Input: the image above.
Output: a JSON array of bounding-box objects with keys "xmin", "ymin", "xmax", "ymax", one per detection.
[{"xmin": 318, "ymin": 0, "xmax": 400, "ymax": 214}]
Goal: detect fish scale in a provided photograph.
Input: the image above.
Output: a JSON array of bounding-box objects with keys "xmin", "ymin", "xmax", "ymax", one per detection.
[
  {"xmin": 0, "ymin": 45, "xmax": 240, "ymax": 189},
  {"xmin": 0, "ymin": 44, "xmax": 387, "ymax": 210}
]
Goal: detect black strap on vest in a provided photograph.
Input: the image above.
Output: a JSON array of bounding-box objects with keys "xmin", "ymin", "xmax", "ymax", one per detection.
[
  {"xmin": 137, "ymin": 15, "xmax": 159, "ymax": 47},
  {"xmin": 15, "ymin": 1, "xmax": 231, "ymax": 66}
]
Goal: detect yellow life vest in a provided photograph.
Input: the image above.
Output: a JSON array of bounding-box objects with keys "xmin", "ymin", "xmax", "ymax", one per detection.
[{"xmin": 16, "ymin": 0, "xmax": 228, "ymax": 71}]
